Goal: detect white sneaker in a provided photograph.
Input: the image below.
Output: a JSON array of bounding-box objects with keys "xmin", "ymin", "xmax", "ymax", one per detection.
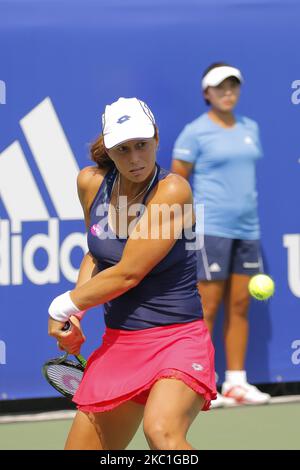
[
  {"xmin": 222, "ymin": 382, "xmax": 271, "ymax": 405},
  {"xmin": 210, "ymin": 392, "xmax": 236, "ymax": 409}
]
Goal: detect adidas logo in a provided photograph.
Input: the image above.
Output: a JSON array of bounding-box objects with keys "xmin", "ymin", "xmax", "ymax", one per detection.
[
  {"xmin": 244, "ymin": 136, "xmax": 253, "ymax": 145},
  {"xmin": 209, "ymin": 262, "xmax": 221, "ymax": 273},
  {"xmin": 283, "ymin": 234, "xmax": 300, "ymax": 298},
  {"xmin": 0, "ymin": 97, "xmax": 87, "ymax": 286}
]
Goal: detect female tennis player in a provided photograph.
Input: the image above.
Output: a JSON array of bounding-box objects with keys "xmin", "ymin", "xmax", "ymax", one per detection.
[
  {"xmin": 48, "ymin": 97, "xmax": 217, "ymax": 450},
  {"xmin": 171, "ymin": 63, "xmax": 270, "ymax": 407}
]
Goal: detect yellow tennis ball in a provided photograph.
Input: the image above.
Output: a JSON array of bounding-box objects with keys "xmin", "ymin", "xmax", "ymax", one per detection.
[{"xmin": 248, "ymin": 274, "xmax": 275, "ymax": 300}]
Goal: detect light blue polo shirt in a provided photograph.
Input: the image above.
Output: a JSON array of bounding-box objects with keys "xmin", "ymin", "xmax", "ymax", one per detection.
[{"xmin": 172, "ymin": 113, "xmax": 263, "ymax": 240}]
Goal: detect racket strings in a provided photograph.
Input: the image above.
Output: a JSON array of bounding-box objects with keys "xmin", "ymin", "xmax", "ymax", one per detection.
[{"xmin": 45, "ymin": 363, "xmax": 84, "ymax": 397}]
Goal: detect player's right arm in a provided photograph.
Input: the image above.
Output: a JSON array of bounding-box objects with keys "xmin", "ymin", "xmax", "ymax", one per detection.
[
  {"xmin": 76, "ymin": 165, "xmax": 108, "ymax": 282},
  {"xmin": 73, "ymin": 166, "xmax": 106, "ymax": 318},
  {"xmin": 171, "ymin": 125, "xmax": 197, "ymax": 179},
  {"xmin": 171, "ymin": 160, "xmax": 193, "ymax": 180},
  {"xmin": 49, "ymin": 166, "xmax": 107, "ymax": 353}
]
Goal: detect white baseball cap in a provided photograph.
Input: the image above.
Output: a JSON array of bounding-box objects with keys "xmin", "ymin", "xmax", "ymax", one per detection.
[
  {"xmin": 102, "ymin": 97, "xmax": 155, "ymax": 149},
  {"xmin": 201, "ymin": 66, "xmax": 243, "ymax": 90}
]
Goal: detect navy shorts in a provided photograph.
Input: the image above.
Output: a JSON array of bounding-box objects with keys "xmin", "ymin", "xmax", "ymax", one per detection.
[{"xmin": 197, "ymin": 235, "xmax": 263, "ymax": 281}]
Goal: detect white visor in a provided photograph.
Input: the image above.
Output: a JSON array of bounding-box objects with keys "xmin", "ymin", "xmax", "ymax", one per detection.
[
  {"xmin": 201, "ymin": 66, "xmax": 243, "ymax": 90},
  {"xmin": 102, "ymin": 97, "xmax": 155, "ymax": 149}
]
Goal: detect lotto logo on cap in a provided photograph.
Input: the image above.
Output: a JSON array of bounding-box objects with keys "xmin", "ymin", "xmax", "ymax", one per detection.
[{"xmin": 102, "ymin": 97, "xmax": 155, "ymax": 149}]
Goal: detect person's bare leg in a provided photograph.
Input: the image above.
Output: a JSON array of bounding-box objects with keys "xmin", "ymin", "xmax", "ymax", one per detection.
[
  {"xmin": 143, "ymin": 378, "xmax": 205, "ymax": 450},
  {"xmin": 197, "ymin": 280, "xmax": 226, "ymax": 335},
  {"xmin": 224, "ymin": 274, "xmax": 251, "ymax": 370},
  {"xmin": 65, "ymin": 400, "xmax": 144, "ymax": 450}
]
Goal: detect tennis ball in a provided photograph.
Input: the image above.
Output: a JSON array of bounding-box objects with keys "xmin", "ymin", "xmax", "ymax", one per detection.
[{"xmin": 248, "ymin": 274, "xmax": 275, "ymax": 300}]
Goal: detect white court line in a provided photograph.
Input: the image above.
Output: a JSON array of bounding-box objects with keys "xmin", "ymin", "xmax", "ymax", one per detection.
[
  {"xmin": 269, "ymin": 395, "xmax": 300, "ymax": 404},
  {"xmin": 1, "ymin": 396, "xmax": 300, "ymax": 424},
  {"xmin": 0, "ymin": 410, "xmax": 76, "ymax": 424}
]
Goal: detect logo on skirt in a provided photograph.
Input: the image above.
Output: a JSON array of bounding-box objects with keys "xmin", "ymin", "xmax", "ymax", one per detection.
[{"xmin": 192, "ymin": 363, "xmax": 203, "ymax": 371}]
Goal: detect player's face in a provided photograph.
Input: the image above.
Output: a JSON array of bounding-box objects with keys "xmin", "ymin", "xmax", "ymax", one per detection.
[
  {"xmin": 107, "ymin": 137, "xmax": 158, "ymax": 182},
  {"xmin": 204, "ymin": 77, "xmax": 241, "ymax": 112}
]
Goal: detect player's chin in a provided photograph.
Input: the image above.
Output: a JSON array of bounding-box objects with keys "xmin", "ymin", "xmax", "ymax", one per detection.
[{"xmin": 220, "ymin": 103, "xmax": 235, "ymax": 112}]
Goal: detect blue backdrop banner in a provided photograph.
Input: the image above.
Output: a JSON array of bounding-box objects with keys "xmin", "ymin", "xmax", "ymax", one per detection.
[{"xmin": 0, "ymin": 0, "xmax": 300, "ymax": 399}]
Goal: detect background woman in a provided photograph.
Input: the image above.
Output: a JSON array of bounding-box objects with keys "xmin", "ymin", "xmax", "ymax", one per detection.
[{"xmin": 172, "ymin": 63, "xmax": 271, "ymax": 407}]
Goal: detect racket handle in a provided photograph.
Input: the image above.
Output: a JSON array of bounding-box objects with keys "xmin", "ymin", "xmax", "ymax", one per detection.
[
  {"xmin": 61, "ymin": 322, "xmax": 87, "ymax": 367},
  {"xmin": 62, "ymin": 323, "xmax": 87, "ymax": 367},
  {"xmin": 76, "ymin": 355, "xmax": 87, "ymax": 368}
]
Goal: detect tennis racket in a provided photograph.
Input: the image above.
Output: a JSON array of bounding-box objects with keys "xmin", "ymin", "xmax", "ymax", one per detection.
[{"xmin": 42, "ymin": 321, "xmax": 87, "ymax": 399}]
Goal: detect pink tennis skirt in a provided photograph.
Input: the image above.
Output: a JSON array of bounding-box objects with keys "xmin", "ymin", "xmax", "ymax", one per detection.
[{"xmin": 73, "ymin": 319, "xmax": 217, "ymax": 413}]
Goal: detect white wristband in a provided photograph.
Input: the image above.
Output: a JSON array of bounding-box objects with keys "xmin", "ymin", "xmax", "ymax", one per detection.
[{"xmin": 48, "ymin": 290, "xmax": 84, "ymax": 322}]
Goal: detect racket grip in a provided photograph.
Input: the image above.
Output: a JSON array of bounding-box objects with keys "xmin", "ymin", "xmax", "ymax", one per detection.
[
  {"xmin": 76, "ymin": 355, "xmax": 87, "ymax": 368},
  {"xmin": 62, "ymin": 321, "xmax": 71, "ymax": 331}
]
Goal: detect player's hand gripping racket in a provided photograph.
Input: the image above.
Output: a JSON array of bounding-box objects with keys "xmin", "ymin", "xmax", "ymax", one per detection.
[{"xmin": 42, "ymin": 321, "xmax": 87, "ymax": 399}]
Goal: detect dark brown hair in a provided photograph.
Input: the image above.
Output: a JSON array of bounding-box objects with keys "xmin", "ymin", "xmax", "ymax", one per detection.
[
  {"xmin": 90, "ymin": 134, "xmax": 114, "ymax": 170},
  {"xmin": 202, "ymin": 61, "xmax": 230, "ymax": 80},
  {"xmin": 90, "ymin": 125, "xmax": 159, "ymax": 169}
]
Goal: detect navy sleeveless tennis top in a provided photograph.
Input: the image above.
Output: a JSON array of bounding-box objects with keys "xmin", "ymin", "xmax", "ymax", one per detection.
[{"xmin": 88, "ymin": 163, "xmax": 203, "ymax": 330}]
